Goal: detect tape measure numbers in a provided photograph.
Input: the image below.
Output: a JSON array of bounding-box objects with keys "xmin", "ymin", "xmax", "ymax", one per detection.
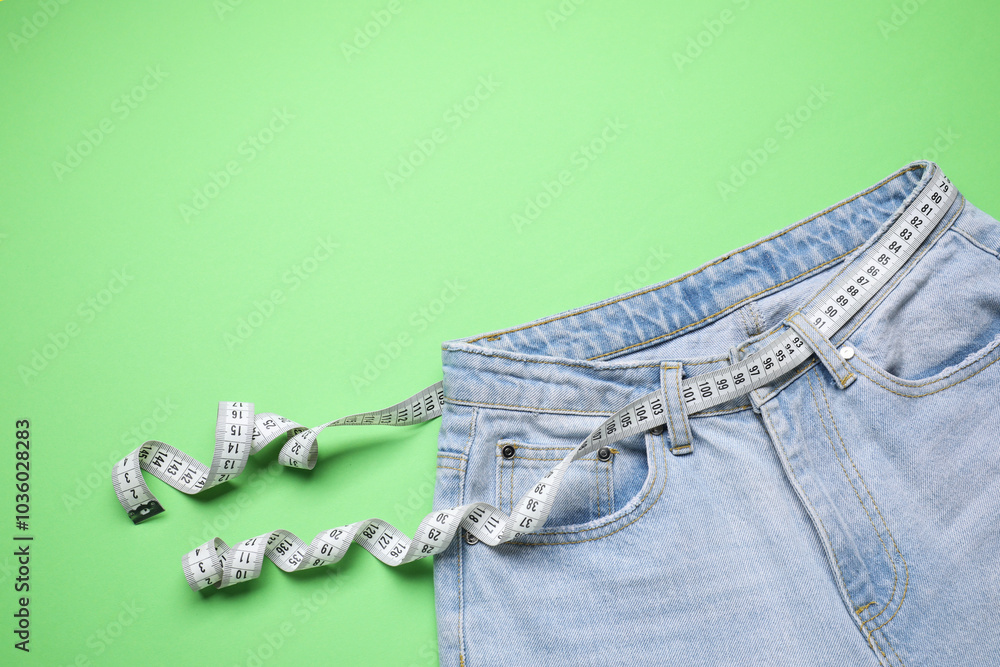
[
  {"xmin": 112, "ymin": 384, "xmax": 446, "ymax": 524},
  {"xmin": 111, "ymin": 169, "xmax": 955, "ymax": 590}
]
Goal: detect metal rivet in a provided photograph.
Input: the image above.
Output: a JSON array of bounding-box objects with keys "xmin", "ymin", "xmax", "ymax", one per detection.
[
  {"xmin": 597, "ymin": 446, "xmax": 612, "ymax": 462},
  {"xmin": 839, "ymin": 345, "xmax": 855, "ymax": 360},
  {"xmin": 648, "ymin": 425, "xmax": 665, "ymax": 436},
  {"xmin": 464, "ymin": 531, "xmax": 479, "ymax": 545},
  {"xmin": 501, "ymin": 444, "xmax": 516, "ymax": 459}
]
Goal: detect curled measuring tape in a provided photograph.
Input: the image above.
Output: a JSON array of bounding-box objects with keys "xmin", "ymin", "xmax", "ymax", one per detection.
[
  {"xmin": 112, "ymin": 384, "xmax": 446, "ymax": 524},
  {"xmin": 112, "ymin": 169, "xmax": 956, "ymax": 591}
]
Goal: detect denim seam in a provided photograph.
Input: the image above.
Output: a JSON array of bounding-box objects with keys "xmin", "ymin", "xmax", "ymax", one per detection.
[
  {"xmin": 448, "ymin": 398, "xmax": 616, "ymax": 416},
  {"xmin": 438, "ymin": 453, "xmax": 467, "ymax": 461},
  {"xmin": 833, "ymin": 196, "xmax": 966, "ymax": 346},
  {"xmin": 949, "ymin": 224, "xmax": 1000, "ymax": 259},
  {"xmin": 758, "ymin": 404, "xmax": 892, "ymax": 665},
  {"xmin": 856, "ymin": 601, "xmax": 876, "ymax": 615},
  {"xmin": 696, "ymin": 404, "xmax": 752, "ymax": 416},
  {"xmin": 467, "ymin": 167, "xmax": 921, "ymax": 346},
  {"xmin": 496, "ymin": 456, "xmax": 505, "ymax": 515},
  {"xmin": 848, "ymin": 344, "xmax": 1000, "ymax": 395},
  {"xmin": 749, "ymin": 301, "xmax": 764, "ymax": 334},
  {"xmin": 449, "ymin": 347, "xmax": 664, "ymax": 369},
  {"xmin": 495, "ymin": 441, "xmax": 605, "ymax": 459},
  {"xmin": 447, "ymin": 396, "xmax": 755, "ymax": 418},
  {"xmin": 808, "ymin": 374, "xmax": 906, "ymax": 666},
  {"xmin": 605, "ymin": 459, "xmax": 614, "ymax": 514},
  {"xmin": 813, "ymin": 376, "xmax": 908, "ymax": 666},
  {"xmin": 590, "ymin": 250, "xmax": 856, "ymax": 360},
  {"xmin": 496, "ymin": 455, "xmax": 598, "ymax": 461},
  {"xmin": 595, "ymin": 459, "xmax": 601, "ymax": 516},
  {"xmin": 445, "ymin": 346, "xmax": 729, "ymax": 368},
  {"xmin": 738, "ymin": 305, "xmax": 753, "ymax": 337},
  {"xmin": 738, "ymin": 326, "xmax": 783, "ymax": 357},
  {"xmin": 849, "ymin": 331, "xmax": 1000, "ymax": 388},
  {"xmin": 458, "ymin": 407, "xmax": 477, "ymax": 667},
  {"xmin": 501, "ymin": 458, "xmax": 510, "ymax": 515},
  {"xmin": 509, "ymin": 454, "xmax": 513, "ymax": 516},
  {"xmin": 497, "ymin": 441, "xmax": 598, "ymax": 451},
  {"xmin": 679, "ymin": 357, "xmax": 727, "ymax": 366}
]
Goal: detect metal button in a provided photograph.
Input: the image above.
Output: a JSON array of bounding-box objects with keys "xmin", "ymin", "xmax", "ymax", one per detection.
[
  {"xmin": 597, "ymin": 446, "xmax": 612, "ymax": 462},
  {"xmin": 464, "ymin": 531, "xmax": 479, "ymax": 545},
  {"xmin": 648, "ymin": 425, "xmax": 665, "ymax": 436},
  {"xmin": 501, "ymin": 444, "xmax": 516, "ymax": 459},
  {"xmin": 839, "ymin": 345, "xmax": 855, "ymax": 360}
]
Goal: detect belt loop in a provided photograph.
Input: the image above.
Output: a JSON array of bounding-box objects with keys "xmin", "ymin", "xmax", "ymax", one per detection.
[
  {"xmin": 661, "ymin": 362, "xmax": 694, "ymax": 456},
  {"xmin": 784, "ymin": 310, "xmax": 857, "ymax": 389}
]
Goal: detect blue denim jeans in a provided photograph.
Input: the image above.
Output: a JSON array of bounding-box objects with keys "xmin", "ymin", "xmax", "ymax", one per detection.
[{"xmin": 432, "ymin": 161, "xmax": 1000, "ymax": 666}]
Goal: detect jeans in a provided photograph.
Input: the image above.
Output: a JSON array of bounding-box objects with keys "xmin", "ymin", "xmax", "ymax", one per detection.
[{"xmin": 431, "ymin": 160, "xmax": 1000, "ymax": 665}]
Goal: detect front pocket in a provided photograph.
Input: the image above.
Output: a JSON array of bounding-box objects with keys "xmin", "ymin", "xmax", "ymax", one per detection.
[
  {"xmin": 495, "ymin": 441, "xmax": 614, "ymax": 527},
  {"xmin": 844, "ymin": 338, "xmax": 1000, "ymax": 396},
  {"xmin": 846, "ymin": 229, "xmax": 1000, "ymax": 386},
  {"xmin": 494, "ymin": 432, "xmax": 651, "ymax": 531}
]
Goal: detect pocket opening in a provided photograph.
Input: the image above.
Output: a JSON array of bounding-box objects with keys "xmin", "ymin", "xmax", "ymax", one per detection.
[
  {"xmin": 494, "ymin": 432, "xmax": 654, "ymax": 536},
  {"xmin": 846, "ymin": 230, "xmax": 1000, "ymax": 386}
]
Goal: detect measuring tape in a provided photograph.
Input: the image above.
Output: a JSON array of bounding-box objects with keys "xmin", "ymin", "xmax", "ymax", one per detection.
[
  {"xmin": 112, "ymin": 384, "xmax": 446, "ymax": 524},
  {"xmin": 112, "ymin": 168, "xmax": 955, "ymax": 590}
]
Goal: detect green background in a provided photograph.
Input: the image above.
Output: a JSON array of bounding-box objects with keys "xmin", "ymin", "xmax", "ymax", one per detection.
[{"xmin": 1, "ymin": 0, "xmax": 997, "ymax": 664}]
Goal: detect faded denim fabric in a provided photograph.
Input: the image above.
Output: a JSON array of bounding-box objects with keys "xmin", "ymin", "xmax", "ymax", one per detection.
[{"xmin": 432, "ymin": 161, "xmax": 1000, "ymax": 666}]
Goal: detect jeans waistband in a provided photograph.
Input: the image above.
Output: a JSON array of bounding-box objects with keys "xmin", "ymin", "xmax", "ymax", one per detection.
[{"xmin": 441, "ymin": 160, "xmax": 964, "ymax": 415}]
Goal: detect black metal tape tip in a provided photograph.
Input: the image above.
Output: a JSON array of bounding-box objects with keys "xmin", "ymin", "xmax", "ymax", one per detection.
[{"xmin": 128, "ymin": 500, "xmax": 165, "ymax": 525}]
